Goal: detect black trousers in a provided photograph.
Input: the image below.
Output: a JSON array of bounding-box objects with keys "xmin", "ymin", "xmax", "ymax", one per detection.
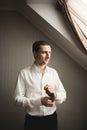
[{"xmin": 24, "ymin": 111, "xmax": 58, "ymax": 130}]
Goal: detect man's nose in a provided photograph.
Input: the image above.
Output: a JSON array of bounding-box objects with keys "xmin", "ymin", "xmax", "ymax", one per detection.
[{"xmin": 46, "ymin": 52, "xmax": 50, "ymax": 58}]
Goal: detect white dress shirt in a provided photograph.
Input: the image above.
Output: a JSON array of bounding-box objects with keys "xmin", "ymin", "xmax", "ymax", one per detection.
[{"xmin": 14, "ymin": 64, "xmax": 66, "ymax": 116}]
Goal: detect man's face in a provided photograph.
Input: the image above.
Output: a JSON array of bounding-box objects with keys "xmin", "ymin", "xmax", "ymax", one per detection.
[{"xmin": 34, "ymin": 45, "xmax": 51, "ymax": 65}]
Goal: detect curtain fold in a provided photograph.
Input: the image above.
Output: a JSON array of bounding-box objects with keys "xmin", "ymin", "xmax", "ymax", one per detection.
[{"xmin": 57, "ymin": 0, "xmax": 87, "ymax": 51}]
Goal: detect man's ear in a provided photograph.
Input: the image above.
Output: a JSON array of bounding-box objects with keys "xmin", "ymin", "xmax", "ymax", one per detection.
[{"xmin": 33, "ymin": 51, "xmax": 37, "ymax": 58}]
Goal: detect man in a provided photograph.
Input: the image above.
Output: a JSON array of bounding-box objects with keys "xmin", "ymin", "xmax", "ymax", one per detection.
[{"xmin": 14, "ymin": 40, "xmax": 66, "ymax": 130}]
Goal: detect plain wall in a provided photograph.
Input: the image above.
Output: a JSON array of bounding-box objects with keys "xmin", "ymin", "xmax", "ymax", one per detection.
[
  {"xmin": 0, "ymin": 11, "xmax": 87, "ymax": 130},
  {"xmin": 0, "ymin": 0, "xmax": 17, "ymax": 10}
]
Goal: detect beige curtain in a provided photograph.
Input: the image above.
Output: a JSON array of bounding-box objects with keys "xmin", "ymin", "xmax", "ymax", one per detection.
[{"xmin": 57, "ymin": 0, "xmax": 87, "ymax": 51}]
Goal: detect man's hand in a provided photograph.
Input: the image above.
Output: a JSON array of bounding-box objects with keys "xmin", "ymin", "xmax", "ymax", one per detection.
[
  {"xmin": 44, "ymin": 85, "xmax": 57, "ymax": 101},
  {"xmin": 41, "ymin": 96, "xmax": 55, "ymax": 107}
]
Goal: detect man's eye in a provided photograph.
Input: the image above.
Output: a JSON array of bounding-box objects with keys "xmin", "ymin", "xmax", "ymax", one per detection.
[{"xmin": 41, "ymin": 51, "xmax": 45, "ymax": 54}]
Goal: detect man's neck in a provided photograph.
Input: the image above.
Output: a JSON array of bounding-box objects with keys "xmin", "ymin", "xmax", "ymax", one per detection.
[{"xmin": 34, "ymin": 62, "xmax": 47, "ymax": 74}]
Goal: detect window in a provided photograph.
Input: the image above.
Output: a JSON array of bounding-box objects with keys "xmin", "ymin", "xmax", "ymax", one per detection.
[{"xmin": 57, "ymin": 0, "xmax": 87, "ymax": 51}]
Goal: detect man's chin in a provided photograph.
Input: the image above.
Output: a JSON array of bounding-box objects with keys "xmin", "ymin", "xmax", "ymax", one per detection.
[
  {"xmin": 42, "ymin": 60, "xmax": 49, "ymax": 65},
  {"xmin": 44, "ymin": 61, "xmax": 49, "ymax": 65}
]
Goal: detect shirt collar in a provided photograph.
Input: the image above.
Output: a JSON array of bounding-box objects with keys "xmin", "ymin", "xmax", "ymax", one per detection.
[{"xmin": 31, "ymin": 64, "xmax": 48, "ymax": 73}]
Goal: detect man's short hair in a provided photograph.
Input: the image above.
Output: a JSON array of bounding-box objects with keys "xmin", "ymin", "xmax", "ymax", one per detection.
[{"xmin": 32, "ymin": 40, "xmax": 50, "ymax": 52}]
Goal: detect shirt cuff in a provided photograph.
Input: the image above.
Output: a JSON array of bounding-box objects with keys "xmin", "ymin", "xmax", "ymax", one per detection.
[{"xmin": 30, "ymin": 97, "xmax": 42, "ymax": 106}]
